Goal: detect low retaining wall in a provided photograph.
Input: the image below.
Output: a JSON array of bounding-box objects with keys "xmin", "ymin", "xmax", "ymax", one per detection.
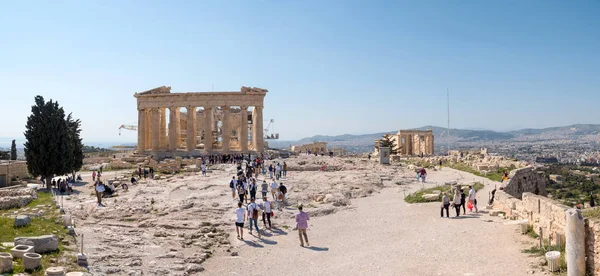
[{"xmin": 495, "ymin": 190, "xmax": 600, "ymax": 275}]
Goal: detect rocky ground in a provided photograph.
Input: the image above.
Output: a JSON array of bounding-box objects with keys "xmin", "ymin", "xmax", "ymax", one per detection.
[{"xmin": 60, "ymin": 155, "xmax": 545, "ymax": 275}]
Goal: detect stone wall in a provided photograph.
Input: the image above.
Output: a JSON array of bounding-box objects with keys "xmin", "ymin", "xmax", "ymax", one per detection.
[
  {"xmin": 0, "ymin": 187, "xmax": 37, "ymax": 210},
  {"xmin": 0, "ymin": 161, "xmax": 30, "ymax": 186},
  {"xmin": 494, "ymin": 191, "xmax": 600, "ymax": 275},
  {"xmin": 502, "ymin": 167, "xmax": 547, "ymax": 199}
]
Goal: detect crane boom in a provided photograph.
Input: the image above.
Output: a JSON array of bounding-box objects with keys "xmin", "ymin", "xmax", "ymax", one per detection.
[{"xmin": 118, "ymin": 124, "xmax": 138, "ymax": 136}]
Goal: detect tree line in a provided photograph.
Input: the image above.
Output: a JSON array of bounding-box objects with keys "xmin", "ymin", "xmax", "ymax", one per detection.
[{"xmin": 24, "ymin": 96, "xmax": 83, "ymax": 189}]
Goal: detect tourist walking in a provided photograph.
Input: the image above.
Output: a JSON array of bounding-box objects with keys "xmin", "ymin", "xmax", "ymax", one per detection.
[
  {"xmin": 229, "ymin": 176, "xmax": 237, "ymax": 200},
  {"xmin": 92, "ymin": 171, "xmax": 97, "ymax": 182},
  {"xmin": 270, "ymin": 179, "xmax": 278, "ymax": 200},
  {"xmin": 296, "ymin": 204, "xmax": 310, "ymax": 247},
  {"xmin": 249, "ymin": 178, "xmax": 257, "ymax": 200},
  {"xmin": 95, "ymin": 181, "xmax": 105, "ymax": 207},
  {"xmin": 261, "ymin": 180, "xmax": 268, "ymax": 198},
  {"xmin": 460, "ymin": 188, "xmax": 466, "ymax": 214},
  {"xmin": 275, "ymin": 163, "xmax": 282, "ymax": 180},
  {"xmin": 275, "ymin": 188, "xmax": 284, "ymax": 211},
  {"xmin": 268, "ymin": 164, "xmax": 274, "ymax": 179},
  {"xmin": 420, "ymin": 168, "xmax": 427, "ymax": 182},
  {"xmin": 201, "ymin": 163, "xmax": 207, "ymax": 176},
  {"xmin": 469, "ymin": 185, "xmax": 478, "ymax": 212},
  {"xmin": 261, "ymin": 197, "xmax": 272, "ymax": 229},
  {"xmin": 452, "ymin": 188, "xmax": 461, "ymax": 217},
  {"xmin": 440, "ymin": 192, "xmax": 450, "ymax": 218},
  {"xmin": 237, "ymin": 181, "xmax": 247, "ymax": 203},
  {"xmin": 282, "ymin": 162, "xmax": 287, "ymax": 177},
  {"xmin": 235, "ymin": 202, "xmax": 246, "ymax": 240},
  {"xmin": 279, "ymin": 182, "xmax": 287, "ymax": 206},
  {"xmin": 247, "ymin": 198, "xmax": 261, "ymax": 238}
]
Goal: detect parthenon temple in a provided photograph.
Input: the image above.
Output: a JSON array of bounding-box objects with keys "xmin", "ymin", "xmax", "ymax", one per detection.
[{"xmin": 134, "ymin": 86, "xmax": 267, "ymax": 156}]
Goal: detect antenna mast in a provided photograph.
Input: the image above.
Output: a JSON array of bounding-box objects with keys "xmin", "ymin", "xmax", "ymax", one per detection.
[{"xmin": 447, "ymin": 88, "xmax": 450, "ymax": 154}]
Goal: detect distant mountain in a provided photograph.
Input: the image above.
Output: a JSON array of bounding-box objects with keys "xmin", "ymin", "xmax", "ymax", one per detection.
[{"xmin": 269, "ymin": 124, "xmax": 600, "ymax": 153}]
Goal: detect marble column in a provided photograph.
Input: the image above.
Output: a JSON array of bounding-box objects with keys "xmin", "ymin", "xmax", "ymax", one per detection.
[
  {"xmin": 160, "ymin": 108, "xmax": 167, "ymax": 149},
  {"xmin": 175, "ymin": 109, "xmax": 181, "ymax": 149},
  {"xmin": 137, "ymin": 109, "xmax": 146, "ymax": 151},
  {"xmin": 240, "ymin": 106, "xmax": 248, "ymax": 152},
  {"xmin": 221, "ymin": 106, "xmax": 230, "ymax": 152},
  {"xmin": 186, "ymin": 106, "xmax": 197, "ymax": 151},
  {"xmin": 431, "ymin": 134, "xmax": 434, "ymax": 154},
  {"xmin": 145, "ymin": 109, "xmax": 152, "ymax": 150},
  {"xmin": 253, "ymin": 106, "xmax": 264, "ymax": 152},
  {"xmin": 204, "ymin": 106, "xmax": 213, "ymax": 152},
  {"xmin": 151, "ymin": 108, "xmax": 160, "ymax": 151},
  {"xmin": 169, "ymin": 107, "xmax": 177, "ymax": 151}
]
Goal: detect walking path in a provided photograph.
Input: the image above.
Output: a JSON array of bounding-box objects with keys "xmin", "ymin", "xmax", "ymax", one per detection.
[{"xmin": 204, "ymin": 167, "xmax": 537, "ymax": 275}]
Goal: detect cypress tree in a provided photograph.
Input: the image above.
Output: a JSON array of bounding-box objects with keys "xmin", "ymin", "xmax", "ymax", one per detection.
[
  {"xmin": 65, "ymin": 113, "xmax": 83, "ymax": 177},
  {"xmin": 24, "ymin": 96, "xmax": 69, "ymax": 189},
  {"xmin": 10, "ymin": 140, "xmax": 17, "ymax": 160}
]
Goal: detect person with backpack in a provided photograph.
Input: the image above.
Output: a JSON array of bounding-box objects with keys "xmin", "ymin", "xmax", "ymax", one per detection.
[
  {"xmin": 229, "ymin": 176, "xmax": 237, "ymax": 200},
  {"xmin": 237, "ymin": 180, "xmax": 247, "ymax": 203},
  {"xmin": 270, "ymin": 179, "xmax": 278, "ymax": 200},
  {"xmin": 276, "ymin": 188, "xmax": 285, "ymax": 211},
  {"xmin": 268, "ymin": 164, "xmax": 274, "ymax": 179},
  {"xmin": 279, "ymin": 182, "xmax": 288, "ymax": 206},
  {"xmin": 247, "ymin": 198, "xmax": 261, "ymax": 238}
]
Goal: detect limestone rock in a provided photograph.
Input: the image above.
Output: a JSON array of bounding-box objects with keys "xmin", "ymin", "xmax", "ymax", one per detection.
[
  {"xmin": 422, "ymin": 194, "xmax": 439, "ymax": 201},
  {"xmin": 45, "ymin": 266, "xmax": 66, "ymax": 276},
  {"xmin": 0, "ymin": 252, "xmax": 13, "ymax": 273},
  {"xmin": 14, "ymin": 215, "xmax": 32, "ymax": 227},
  {"xmin": 14, "ymin": 235, "xmax": 59, "ymax": 253}
]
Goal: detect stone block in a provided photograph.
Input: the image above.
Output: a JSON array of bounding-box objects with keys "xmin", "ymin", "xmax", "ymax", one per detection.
[
  {"xmin": 422, "ymin": 194, "xmax": 439, "ymax": 201},
  {"xmin": 45, "ymin": 266, "xmax": 66, "ymax": 276},
  {"xmin": 10, "ymin": 245, "xmax": 34, "ymax": 258},
  {"xmin": 65, "ymin": 272, "xmax": 84, "ymax": 276},
  {"xmin": 15, "ymin": 235, "xmax": 59, "ymax": 253},
  {"xmin": 14, "ymin": 215, "xmax": 32, "ymax": 227},
  {"xmin": 22, "ymin": 252, "xmax": 42, "ymax": 271},
  {"xmin": 0, "ymin": 252, "xmax": 13, "ymax": 273}
]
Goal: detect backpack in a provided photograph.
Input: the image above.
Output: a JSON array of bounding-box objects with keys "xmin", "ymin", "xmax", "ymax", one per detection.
[
  {"xmin": 277, "ymin": 192, "xmax": 284, "ymax": 201},
  {"xmin": 250, "ymin": 203, "xmax": 259, "ymax": 219},
  {"xmin": 229, "ymin": 180, "xmax": 235, "ymax": 189},
  {"xmin": 237, "ymin": 184, "xmax": 245, "ymax": 194}
]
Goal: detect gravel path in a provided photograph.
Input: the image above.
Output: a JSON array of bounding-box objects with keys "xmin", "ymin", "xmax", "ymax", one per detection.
[{"xmin": 203, "ymin": 167, "xmax": 539, "ymax": 276}]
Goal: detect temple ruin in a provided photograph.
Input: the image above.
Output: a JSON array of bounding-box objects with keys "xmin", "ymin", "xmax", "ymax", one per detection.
[
  {"xmin": 134, "ymin": 86, "xmax": 267, "ymax": 156},
  {"xmin": 374, "ymin": 130, "xmax": 434, "ymax": 156}
]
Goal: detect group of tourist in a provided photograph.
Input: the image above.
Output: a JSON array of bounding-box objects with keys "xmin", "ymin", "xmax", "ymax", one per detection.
[
  {"xmin": 230, "ymin": 159, "xmax": 311, "ymax": 247},
  {"xmin": 52, "ymin": 177, "xmax": 74, "ymax": 195},
  {"xmin": 137, "ymin": 166, "xmax": 155, "ymax": 179},
  {"xmin": 440, "ymin": 185, "xmax": 478, "ymax": 217}
]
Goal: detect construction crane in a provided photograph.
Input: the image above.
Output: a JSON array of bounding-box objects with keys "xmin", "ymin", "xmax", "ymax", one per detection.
[
  {"xmin": 264, "ymin": 119, "xmax": 279, "ymax": 139},
  {"xmin": 118, "ymin": 124, "xmax": 137, "ymax": 136}
]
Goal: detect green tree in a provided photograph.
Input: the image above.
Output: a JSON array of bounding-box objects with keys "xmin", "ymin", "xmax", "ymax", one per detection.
[
  {"xmin": 377, "ymin": 134, "xmax": 399, "ymax": 154},
  {"xmin": 10, "ymin": 139, "xmax": 17, "ymax": 160},
  {"xmin": 65, "ymin": 113, "xmax": 83, "ymax": 177},
  {"xmin": 24, "ymin": 96, "xmax": 69, "ymax": 189}
]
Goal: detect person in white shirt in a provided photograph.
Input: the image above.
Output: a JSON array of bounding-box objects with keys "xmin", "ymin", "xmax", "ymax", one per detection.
[
  {"xmin": 452, "ymin": 188, "xmax": 461, "ymax": 217},
  {"xmin": 270, "ymin": 179, "xmax": 279, "ymax": 200},
  {"xmin": 201, "ymin": 164, "xmax": 207, "ymax": 176},
  {"xmin": 235, "ymin": 202, "xmax": 246, "ymax": 240},
  {"xmin": 468, "ymin": 185, "xmax": 478, "ymax": 212},
  {"xmin": 261, "ymin": 197, "xmax": 272, "ymax": 229}
]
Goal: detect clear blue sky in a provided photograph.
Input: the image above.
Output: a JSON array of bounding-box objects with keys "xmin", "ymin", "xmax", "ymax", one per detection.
[{"xmin": 0, "ymin": 0, "xmax": 598, "ymax": 144}]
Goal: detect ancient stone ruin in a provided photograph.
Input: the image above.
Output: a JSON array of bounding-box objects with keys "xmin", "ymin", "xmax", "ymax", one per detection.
[
  {"xmin": 134, "ymin": 86, "xmax": 267, "ymax": 157},
  {"xmin": 501, "ymin": 167, "xmax": 547, "ymax": 199}
]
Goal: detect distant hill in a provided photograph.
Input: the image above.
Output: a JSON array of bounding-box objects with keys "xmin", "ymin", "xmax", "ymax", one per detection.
[{"xmin": 269, "ymin": 124, "xmax": 600, "ymax": 153}]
